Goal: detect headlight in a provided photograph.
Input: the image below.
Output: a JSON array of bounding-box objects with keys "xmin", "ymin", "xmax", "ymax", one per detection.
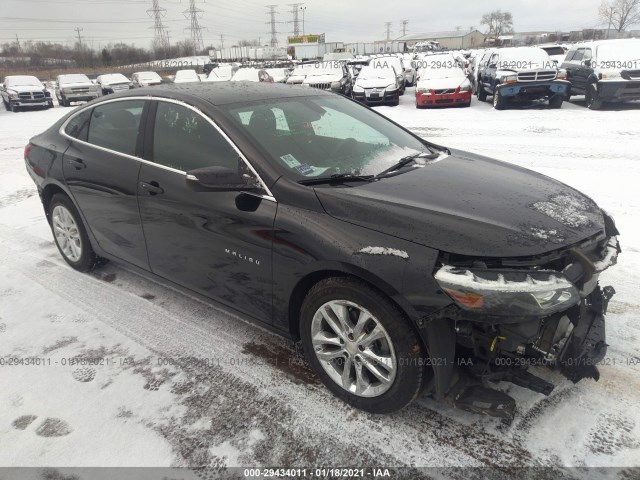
[
  {"xmin": 331, "ymin": 81, "xmax": 342, "ymax": 89},
  {"xmin": 62, "ymin": 87, "xmax": 72, "ymax": 94},
  {"xmin": 385, "ymin": 84, "xmax": 398, "ymax": 92},
  {"xmin": 416, "ymin": 87, "xmax": 429, "ymax": 94},
  {"xmin": 8, "ymin": 91, "xmax": 18, "ymax": 99},
  {"xmin": 556, "ymin": 68, "xmax": 567, "ymax": 80},
  {"xmin": 434, "ymin": 266, "xmax": 580, "ymax": 316},
  {"xmin": 459, "ymin": 80, "xmax": 471, "ymax": 92},
  {"xmin": 353, "ymin": 85, "xmax": 364, "ymax": 92},
  {"xmin": 601, "ymin": 70, "xmax": 622, "ymax": 80},
  {"xmin": 500, "ymin": 74, "xmax": 518, "ymax": 84}
]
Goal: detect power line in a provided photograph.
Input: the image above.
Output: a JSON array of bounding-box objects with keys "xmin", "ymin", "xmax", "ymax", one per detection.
[
  {"xmin": 183, "ymin": 0, "xmax": 205, "ymax": 54},
  {"xmin": 148, "ymin": 0, "xmax": 170, "ymax": 51},
  {"xmin": 265, "ymin": 4, "xmax": 281, "ymax": 47},
  {"xmin": 287, "ymin": 3, "xmax": 303, "ymax": 36}
]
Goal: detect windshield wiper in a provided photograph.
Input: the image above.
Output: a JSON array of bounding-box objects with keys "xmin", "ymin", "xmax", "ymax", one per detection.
[
  {"xmin": 374, "ymin": 151, "xmax": 440, "ymax": 179},
  {"xmin": 298, "ymin": 173, "xmax": 374, "ymax": 185}
]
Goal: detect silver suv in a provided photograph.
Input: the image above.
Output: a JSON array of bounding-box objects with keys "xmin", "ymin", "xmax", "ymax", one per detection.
[{"xmin": 55, "ymin": 74, "xmax": 100, "ymax": 107}]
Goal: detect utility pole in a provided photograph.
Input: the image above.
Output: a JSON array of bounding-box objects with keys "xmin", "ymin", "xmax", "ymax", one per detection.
[
  {"xmin": 400, "ymin": 19, "xmax": 408, "ymax": 37},
  {"xmin": 287, "ymin": 3, "xmax": 303, "ymax": 36},
  {"xmin": 183, "ymin": 0, "xmax": 205, "ymax": 55},
  {"xmin": 300, "ymin": 6, "xmax": 307, "ymax": 36},
  {"xmin": 74, "ymin": 27, "xmax": 83, "ymax": 48},
  {"xmin": 265, "ymin": 5, "xmax": 281, "ymax": 47},
  {"xmin": 220, "ymin": 34, "xmax": 225, "ymax": 49},
  {"xmin": 14, "ymin": 34, "xmax": 21, "ymax": 52},
  {"xmin": 606, "ymin": 6, "xmax": 615, "ymax": 39},
  {"xmin": 148, "ymin": 0, "xmax": 170, "ymax": 53},
  {"xmin": 384, "ymin": 22, "xmax": 392, "ymax": 41}
]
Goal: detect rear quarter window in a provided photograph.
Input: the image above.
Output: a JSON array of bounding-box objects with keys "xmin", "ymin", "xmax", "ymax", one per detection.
[
  {"xmin": 87, "ymin": 100, "xmax": 145, "ymax": 156},
  {"xmin": 64, "ymin": 109, "xmax": 92, "ymax": 142}
]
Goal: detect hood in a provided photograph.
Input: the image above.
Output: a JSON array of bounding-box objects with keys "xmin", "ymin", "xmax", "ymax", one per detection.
[
  {"xmin": 417, "ymin": 76, "xmax": 465, "ymax": 90},
  {"xmin": 356, "ymin": 77, "xmax": 396, "ymax": 89},
  {"xmin": 7, "ymin": 85, "xmax": 45, "ymax": 94},
  {"xmin": 314, "ymin": 149, "xmax": 605, "ymax": 257},
  {"xmin": 60, "ymin": 82, "xmax": 95, "ymax": 89},
  {"xmin": 303, "ymin": 74, "xmax": 342, "ymax": 84}
]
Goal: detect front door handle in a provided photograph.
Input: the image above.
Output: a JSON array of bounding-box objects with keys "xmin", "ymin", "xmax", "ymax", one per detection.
[
  {"xmin": 67, "ymin": 158, "xmax": 86, "ymax": 170},
  {"xmin": 139, "ymin": 181, "xmax": 164, "ymax": 195}
]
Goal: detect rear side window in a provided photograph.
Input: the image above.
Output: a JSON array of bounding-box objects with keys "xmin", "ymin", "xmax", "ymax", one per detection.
[
  {"xmin": 65, "ymin": 109, "xmax": 91, "ymax": 142},
  {"xmin": 152, "ymin": 101, "xmax": 238, "ymax": 172},
  {"xmin": 87, "ymin": 100, "xmax": 145, "ymax": 156}
]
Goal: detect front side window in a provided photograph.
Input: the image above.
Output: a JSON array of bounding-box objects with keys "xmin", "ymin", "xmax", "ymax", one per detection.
[
  {"xmin": 222, "ymin": 95, "xmax": 430, "ymax": 179},
  {"xmin": 87, "ymin": 100, "xmax": 145, "ymax": 156},
  {"xmin": 572, "ymin": 49, "xmax": 585, "ymax": 62},
  {"xmin": 152, "ymin": 101, "xmax": 238, "ymax": 172}
]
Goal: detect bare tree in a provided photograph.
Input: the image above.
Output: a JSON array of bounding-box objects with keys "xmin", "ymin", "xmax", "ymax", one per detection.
[
  {"xmin": 480, "ymin": 10, "xmax": 514, "ymax": 38},
  {"xmin": 599, "ymin": 0, "xmax": 640, "ymax": 32}
]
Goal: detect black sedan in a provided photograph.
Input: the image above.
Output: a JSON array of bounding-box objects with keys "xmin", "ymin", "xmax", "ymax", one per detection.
[{"xmin": 24, "ymin": 82, "xmax": 620, "ymax": 419}]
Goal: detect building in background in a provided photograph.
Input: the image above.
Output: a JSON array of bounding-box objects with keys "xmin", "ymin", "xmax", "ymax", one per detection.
[{"xmin": 397, "ymin": 29, "xmax": 485, "ymax": 50}]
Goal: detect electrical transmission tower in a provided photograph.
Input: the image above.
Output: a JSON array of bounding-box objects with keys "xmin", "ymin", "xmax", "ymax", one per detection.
[
  {"xmin": 148, "ymin": 0, "xmax": 170, "ymax": 52},
  {"xmin": 183, "ymin": 0, "xmax": 205, "ymax": 55},
  {"xmin": 384, "ymin": 22, "xmax": 392, "ymax": 41},
  {"xmin": 265, "ymin": 5, "xmax": 281, "ymax": 47},
  {"xmin": 74, "ymin": 27, "xmax": 83, "ymax": 48},
  {"xmin": 287, "ymin": 3, "xmax": 303, "ymax": 36},
  {"xmin": 400, "ymin": 19, "xmax": 408, "ymax": 37}
]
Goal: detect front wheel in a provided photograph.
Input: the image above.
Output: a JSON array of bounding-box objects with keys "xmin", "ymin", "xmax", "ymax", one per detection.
[
  {"xmin": 586, "ymin": 83, "xmax": 603, "ymax": 110},
  {"xmin": 549, "ymin": 94, "xmax": 563, "ymax": 109},
  {"xmin": 49, "ymin": 194, "xmax": 98, "ymax": 272},
  {"xmin": 493, "ymin": 89, "xmax": 507, "ymax": 110},
  {"xmin": 300, "ymin": 277, "xmax": 425, "ymax": 413},
  {"xmin": 477, "ymin": 84, "xmax": 487, "ymax": 102}
]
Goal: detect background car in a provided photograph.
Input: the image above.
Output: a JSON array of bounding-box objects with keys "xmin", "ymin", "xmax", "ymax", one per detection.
[
  {"xmin": 96, "ymin": 73, "xmax": 133, "ymax": 94},
  {"xmin": 265, "ymin": 68, "xmax": 289, "ymax": 83},
  {"xmin": 173, "ymin": 69, "xmax": 201, "ymax": 83},
  {"xmin": 206, "ymin": 65, "xmax": 238, "ymax": 82},
  {"xmin": 539, "ymin": 44, "xmax": 568, "ymax": 65},
  {"xmin": 370, "ymin": 56, "xmax": 406, "ymax": 95},
  {"xmin": 1, "ymin": 75, "xmax": 53, "ymax": 112},
  {"xmin": 302, "ymin": 61, "xmax": 352, "ymax": 95},
  {"xmin": 351, "ymin": 65, "xmax": 400, "ymax": 106},
  {"xmin": 55, "ymin": 74, "xmax": 100, "ymax": 106},
  {"xmin": 230, "ymin": 68, "xmax": 274, "ymax": 82},
  {"xmin": 286, "ymin": 64, "xmax": 312, "ymax": 85},
  {"xmin": 131, "ymin": 71, "xmax": 163, "ymax": 87},
  {"xmin": 562, "ymin": 38, "xmax": 640, "ymax": 110},
  {"xmin": 415, "ymin": 63, "xmax": 472, "ymax": 108}
]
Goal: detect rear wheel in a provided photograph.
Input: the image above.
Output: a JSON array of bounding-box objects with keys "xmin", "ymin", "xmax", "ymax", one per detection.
[
  {"xmin": 300, "ymin": 277, "xmax": 425, "ymax": 413},
  {"xmin": 49, "ymin": 194, "xmax": 98, "ymax": 272},
  {"xmin": 586, "ymin": 83, "xmax": 603, "ymax": 110},
  {"xmin": 477, "ymin": 84, "xmax": 487, "ymax": 102}
]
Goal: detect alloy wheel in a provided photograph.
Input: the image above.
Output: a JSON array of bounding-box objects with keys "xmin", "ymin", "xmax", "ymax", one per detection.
[
  {"xmin": 52, "ymin": 205, "xmax": 82, "ymax": 262},
  {"xmin": 310, "ymin": 300, "xmax": 397, "ymax": 397}
]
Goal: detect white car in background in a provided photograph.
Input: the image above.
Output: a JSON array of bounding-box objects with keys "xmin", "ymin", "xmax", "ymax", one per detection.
[
  {"xmin": 131, "ymin": 71, "xmax": 162, "ymax": 87},
  {"xmin": 206, "ymin": 65, "xmax": 238, "ymax": 82},
  {"xmin": 266, "ymin": 68, "xmax": 289, "ymax": 83},
  {"xmin": 286, "ymin": 64, "xmax": 313, "ymax": 85},
  {"xmin": 55, "ymin": 73, "xmax": 100, "ymax": 106},
  {"xmin": 1, "ymin": 75, "xmax": 53, "ymax": 111},
  {"xmin": 351, "ymin": 66, "xmax": 400, "ymax": 106},
  {"xmin": 539, "ymin": 44, "xmax": 568, "ymax": 65},
  {"xmin": 230, "ymin": 68, "xmax": 274, "ymax": 82},
  {"xmin": 174, "ymin": 69, "xmax": 201, "ymax": 83},
  {"xmin": 370, "ymin": 56, "xmax": 406, "ymax": 94},
  {"xmin": 96, "ymin": 73, "xmax": 132, "ymax": 94}
]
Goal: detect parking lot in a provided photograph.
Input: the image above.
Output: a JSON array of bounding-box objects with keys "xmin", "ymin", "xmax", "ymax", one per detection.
[{"xmin": 0, "ymin": 89, "xmax": 639, "ymax": 474}]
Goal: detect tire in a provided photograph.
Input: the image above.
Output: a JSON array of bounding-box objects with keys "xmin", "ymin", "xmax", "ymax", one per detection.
[
  {"xmin": 391, "ymin": 95, "xmax": 399, "ymax": 106},
  {"xmin": 493, "ymin": 89, "xmax": 507, "ymax": 110},
  {"xmin": 11, "ymin": 103, "xmax": 20, "ymax": 113},
  {"xmin": 300, "ymin": 277, "xmax": 425, "ymax": 413},
  {"xmin": 477, "ymin": 85, "xmax": 487, "ymax": 102},
  {"xmin": 2, "ymin": 99, "xmax": 9, "ymax": 111},
  {"xmin": 548, "ymin": 94, "xmax": 563, "ymax": 109},
  {"xmin": 462, "ymin": 101, "xmax": 471, "ymax": 108},
  {"xmin": 60, "ymin": 95, "xmax": 68, "ymax": 107},
  {"xmin": 586, "ymin": 83, "xmax": 603, "ymax": 110},
  {"xmin": 49, "ymin": 194, "xmax": 99, "ymax": 272}
]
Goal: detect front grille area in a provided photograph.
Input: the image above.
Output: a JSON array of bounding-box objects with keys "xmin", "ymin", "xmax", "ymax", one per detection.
[
  {"xmin": 18, "ymin": 92, "xmax": 44, "ymax": 99},
  {"xmin": 309, "ymin": 83, "xmax": 331, "ymax": 90},
  {"xmin": 623, "ymin": 69, "xmax": 640, "ymax": 80},
  {"xmin": 517, "ymin": 70, "xmax": 557, "ymax": 82},
  {"xmin": 434, "ymin": 89, "xmax": 455, "ymax": 94},
  {"xmin": 71, "ymin": 87, "xmax": 91, "ymax": 93}
]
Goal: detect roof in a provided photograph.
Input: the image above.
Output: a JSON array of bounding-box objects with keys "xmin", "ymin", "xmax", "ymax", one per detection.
[
  {"xmin": 397, "ymin": 30, "xmax": 482, "ymax": 41},
  {"xmin": 112, "ymin": 81, "xmax": 329, "ymax": 106},
  {"xmin": 570, "ymin": 38, "xmax": 640, "ymax": 48}
]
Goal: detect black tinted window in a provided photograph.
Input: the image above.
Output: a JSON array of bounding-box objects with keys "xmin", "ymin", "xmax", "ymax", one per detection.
[
  {"xmin": 65, "ymin": 109, "xmax": 91, "ymax": 141},
  {"xmin": 87, "ymin": 100, "xmax": 145, "ymax": 156},
  {"xmin": 152, "ymin": 101, "xmax": 238, "ymax": 172}
]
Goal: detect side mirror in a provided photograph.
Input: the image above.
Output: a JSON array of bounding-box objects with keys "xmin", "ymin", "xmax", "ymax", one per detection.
[
  {"xmin": 186, "ymin": 166, "xmax": 260, "ymax": 191},
  {"xmin": 583, "ymin": 59, "xmax": 591, "ymax": 67}
]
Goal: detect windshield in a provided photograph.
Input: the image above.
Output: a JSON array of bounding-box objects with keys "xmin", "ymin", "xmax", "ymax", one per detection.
[
  {"xmin": 59, "ymin": 74, "xmax": 90, "ymax": 85},
  {"xmin": 232, "ymin": 69, "xmax": 259, "ymax": 81},
  {"xmin": 357, "ymin": 66, "xmax": 395, "ymax": 80},
  {"xmin": 371, "ymin": 58, "xmax": 401, "ymax": 70},
  {"xmin": 419, "ymin": 66, "xmax": 465, "ymax": 80},
  {"xmin": 6, "ymin": 76, "xmax": 41, "ymax": 87},
  {"xmin": 221, "ymin": 95, "xmax": 432, "ymax": 180},
  {"xmin": 136, "ymin": 72, "xmax": 161, "ymax": 82},
  {"xmin": 498, "ymin": 48, "xmax": 553, "ymax": 69},
  {"xmin": 542, "ymin": 46, "xmax": 565, "ymax": 56},
  {"xmin": 100, "ymin": 74, "xmax": 129, "ymax": 84},
  {"xmin": 597, "ymin": 41, "xmax": 640, "ymax": 63}
]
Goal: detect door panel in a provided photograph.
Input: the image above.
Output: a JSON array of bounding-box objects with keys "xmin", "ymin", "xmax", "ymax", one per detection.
[{"xmin": 62, "ymin": 100, "xmax": 149, "ymax": 269}]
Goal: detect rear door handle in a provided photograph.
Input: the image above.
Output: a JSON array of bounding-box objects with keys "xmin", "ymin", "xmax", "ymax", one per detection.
[
  {"xmin": 139, "ymin": 181, "xmax": 164, "ymax": 195},
  {"xmin": 67, "ymin": 158, "xmax": 86, "ymax": 170}
]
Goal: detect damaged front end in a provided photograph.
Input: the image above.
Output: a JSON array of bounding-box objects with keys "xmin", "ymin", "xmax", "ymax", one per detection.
[{"xmin": 425, "ymin": 225, "xmax": 620, "ymax": 421}]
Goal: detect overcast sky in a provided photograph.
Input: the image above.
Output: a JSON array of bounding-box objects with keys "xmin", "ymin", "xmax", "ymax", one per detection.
[{"xmin": 1, "ymin": 0, "xmax": 609, "ymax": 50}]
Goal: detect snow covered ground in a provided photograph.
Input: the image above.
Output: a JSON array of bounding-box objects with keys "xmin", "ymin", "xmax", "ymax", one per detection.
[{"xmin": 0, "ymin": 91, "xmax": 639, "ymax": 475}]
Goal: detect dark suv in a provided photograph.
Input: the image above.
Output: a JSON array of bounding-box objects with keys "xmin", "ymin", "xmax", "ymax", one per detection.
[
  {"xmin": 24, "ymin": 83, "xmax": 619, "ymax": 419},
  {"xmin": 562, "ymin": 39, "xmax": 640, "ymax": 109},
  {"xmin": 477, "ymin": 47, "xmax": 570, "ymax": 109}
]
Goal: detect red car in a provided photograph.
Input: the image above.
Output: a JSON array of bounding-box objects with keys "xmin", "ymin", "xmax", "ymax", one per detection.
[{"xmin": 415, "ymin": 64, "xmax": 472, "ymax": 108}]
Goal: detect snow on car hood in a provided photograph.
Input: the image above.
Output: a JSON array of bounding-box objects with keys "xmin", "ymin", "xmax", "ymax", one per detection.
[
  {"xmin": 356, "ymin": 77, "xmax": 396, "ymax": 89},
  {"xmin": 6, "ymin": 85, "xmax": 46, "ymax": 94},
  {"xmin": 303, "ymin": 74, "xmax": 342, "ymax": 84},
  {"xmin": 416, "ymin": 77, "xmax": 465, "ymax": 90},
  {"xmin": 60, "ymin": 82, "xmax": 95, "ymax": 88},
  {"xmin": 315, "ymin": 149, "xmax": 605, "ymax": 257}
]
